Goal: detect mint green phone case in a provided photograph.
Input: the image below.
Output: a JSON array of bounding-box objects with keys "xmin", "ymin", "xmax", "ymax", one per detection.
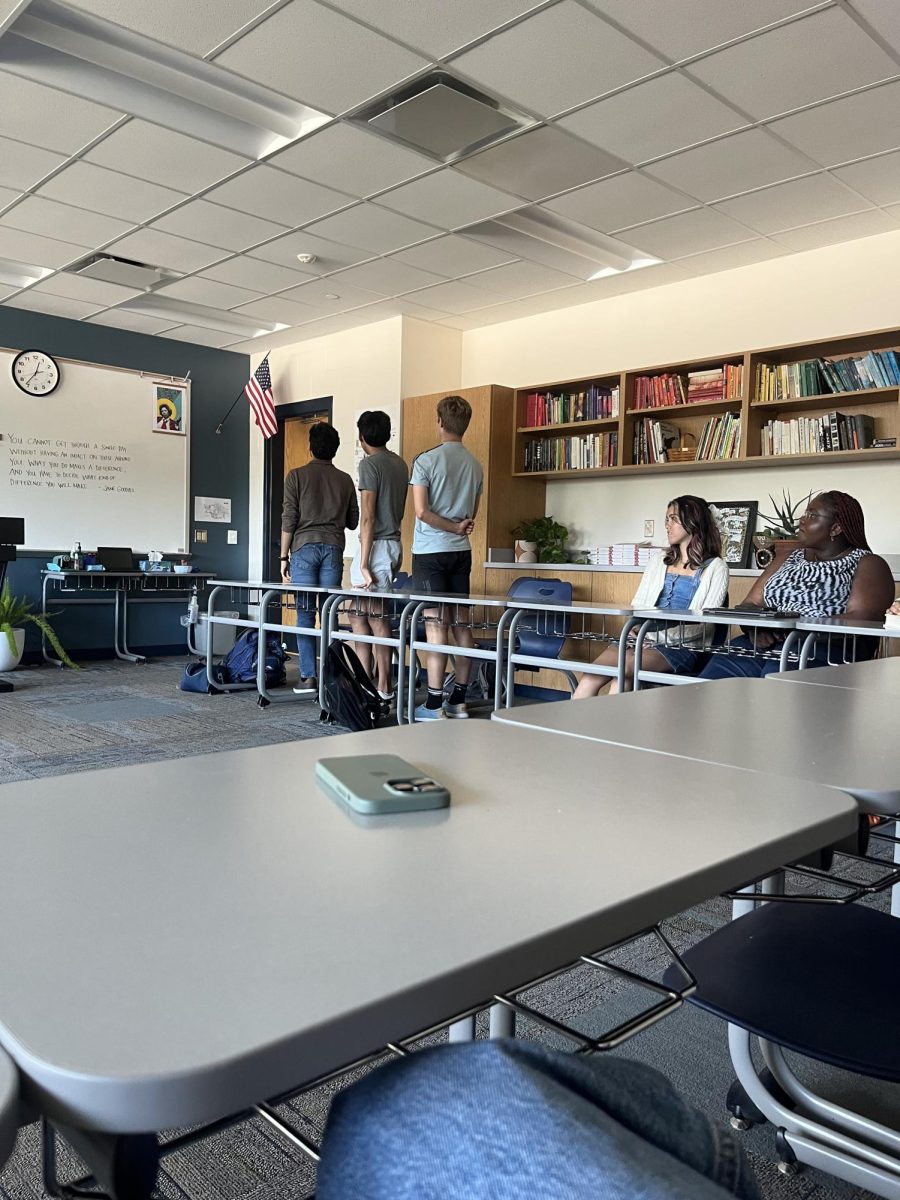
[{"xmin": 315, "ymin": 754, "xmax": 451, "ymax": 814}]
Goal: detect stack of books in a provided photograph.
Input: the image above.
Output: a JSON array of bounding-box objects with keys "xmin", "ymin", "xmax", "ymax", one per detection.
[
  {"xmin": 631, "ymin": 373, "xmax": 687, "ymax": 409},
  {"xmin": 685, "ymin": 363, "xmax": 743, "ymax": 402},
  {"xmin": 633, "ymin": 418, "xmax": 680, "ymax": 464},
  {"xmin": 760, "ymin": 411, "xmax": 876, "ymax": 456},
  {"xmin": 590, "ymin": 545, "xmax": 662, "ymax": 566},
  {"xmin": 523, "ymin": 384, "xmax": 619, "ymax": 427},
  {"xmin": 522, "ymin": 431, "xmax": 618, "ymax": 472},
  {"xmin": 696, "ymin": 412, "xmax": 741, "ymax": 461},
  {"xmin": 755, "ymin": 350, "xmax": 900, "ymax": 402}
]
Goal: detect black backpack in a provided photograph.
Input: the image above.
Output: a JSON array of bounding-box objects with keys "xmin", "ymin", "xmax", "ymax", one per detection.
[
  {"xmin": 221, "ymin": 630, "xmax": 287, "ymax": 686},
  {"xmin": 320, "ymin": 642, "xmax": 381, "ymax": 731}
]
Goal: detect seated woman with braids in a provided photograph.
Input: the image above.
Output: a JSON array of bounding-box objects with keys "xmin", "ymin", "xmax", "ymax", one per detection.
[{"xmin": 700, "ymin": 490, "xmax": 894, "ymax": 679}]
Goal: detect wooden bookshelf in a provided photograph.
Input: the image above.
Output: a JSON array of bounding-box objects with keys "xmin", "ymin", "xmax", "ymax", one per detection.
[{"xmin": 512, "ymin": 329, "xmax": 900, "ymax": 480}]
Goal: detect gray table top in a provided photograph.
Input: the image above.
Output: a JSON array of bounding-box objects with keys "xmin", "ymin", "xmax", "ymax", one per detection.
[
  {"xmin": 492, "ymin": 677, "xmax": 897, "ymax": 811},
  {"xmin": 0, "ymin": 721, "xmax": 853, "ymax": 1135},
  {"xmin": 796, "ymin": 615, "xmax": 900, "ymax": 637},
  {"xmin": 768, "ymin": 658, "xmax": 900, "ymax": 694},
  {"xmin": 0, "ymin": 1048, "xmax": 15, "ymax": 1173},
  {"xmin": 633, "ymin": 607, "xmax": 798, "ymax": 629}
]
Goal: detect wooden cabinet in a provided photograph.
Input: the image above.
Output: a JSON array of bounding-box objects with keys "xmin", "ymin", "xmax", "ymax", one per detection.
[{"xmin": 401, "ymin": 385, "xmax": 545, "ymax": 595}]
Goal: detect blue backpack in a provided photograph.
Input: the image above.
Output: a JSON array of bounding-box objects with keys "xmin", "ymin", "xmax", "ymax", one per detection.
[{"xmin": 221, "ymin": 630, "xmax": 286, "ymax": 686}]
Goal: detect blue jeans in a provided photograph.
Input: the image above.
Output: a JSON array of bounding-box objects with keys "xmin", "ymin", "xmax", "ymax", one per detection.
[
  {"xmin": 316, "ymin": 1041, "xmax": 761, "ymax": 1200},
  {"xmin": 290, "ymin": 543, "xmax": 342, "ymax": 678},
  {"xmin": 700, "ymin": 634, "xmax": 878, "ymax": 680}
]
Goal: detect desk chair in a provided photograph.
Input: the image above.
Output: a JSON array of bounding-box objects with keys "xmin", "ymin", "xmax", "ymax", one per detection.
[
  {"xmin": 666, "ymin": 902, "xmax": 900, "ymax": 1196},
  {"xmin": 502, "ymin": 577, "xmax": 576, "ymax": 700}
]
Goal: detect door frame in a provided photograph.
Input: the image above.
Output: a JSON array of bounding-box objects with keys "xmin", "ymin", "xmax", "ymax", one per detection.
[{"xmin": 263, "ymin": 397, "xmax": 333, "ymax": 581}]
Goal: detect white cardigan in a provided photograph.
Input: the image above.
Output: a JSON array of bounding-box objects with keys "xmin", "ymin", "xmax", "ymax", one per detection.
[{"xmin": 630, "ymin": 555, "xmax": 729, "ymax": 648}]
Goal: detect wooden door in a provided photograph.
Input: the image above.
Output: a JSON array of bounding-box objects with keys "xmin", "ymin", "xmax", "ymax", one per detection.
[{"xmin": 281, "ymin": 413, "xmax": 328, "ymax": 626}]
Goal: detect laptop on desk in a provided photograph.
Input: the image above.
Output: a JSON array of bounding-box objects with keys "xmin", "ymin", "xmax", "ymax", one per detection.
[{"xmin": 96, "ymin": 547, "xmax": 134, "ymax": 572}]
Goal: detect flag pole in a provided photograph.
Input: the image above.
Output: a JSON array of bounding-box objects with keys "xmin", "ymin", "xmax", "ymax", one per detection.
[{"xmin": 214, "ymin": 351, "xmax": 271, "ymax": 434}]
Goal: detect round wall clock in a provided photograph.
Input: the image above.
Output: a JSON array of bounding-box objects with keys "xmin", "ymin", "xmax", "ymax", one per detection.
[{"xmin": 11, "ymin": 349, "xmax": 61, "ymax": 396}]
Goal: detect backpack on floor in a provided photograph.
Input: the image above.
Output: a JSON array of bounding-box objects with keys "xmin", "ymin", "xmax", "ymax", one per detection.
[
  {"xmin": 320, "ymin": 642, "xmax": 381, "ymax": 731},
  {"xmin": 221, "ymin": 630, "xmax": 287, "ymax": 686},
  {"xmin": 179, "ymin": 660, "xmax": 227, "ymax": 694}
]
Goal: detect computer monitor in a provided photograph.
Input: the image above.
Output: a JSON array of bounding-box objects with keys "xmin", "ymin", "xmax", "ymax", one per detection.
[{"xmin": 96, "ymin": 547, "xmax": 135, "ymax": 572}]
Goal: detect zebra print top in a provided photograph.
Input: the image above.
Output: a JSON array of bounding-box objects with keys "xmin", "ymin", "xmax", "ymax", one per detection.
[{"xmin": 763, "ymin": 547, "xmax": 870, "ymax": 618}]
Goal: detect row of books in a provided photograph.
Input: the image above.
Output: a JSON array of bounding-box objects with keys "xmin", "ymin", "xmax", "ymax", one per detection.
[
  {"xmin": 589, "ymin": 543, "xmax": 660, "ymax": 566},
  {"xmin": 755, "ymin": 350, "xmax": 900, "ymax": 402},
  {"xmin": 633, "ymin": 418, "xmax": 679, "ymax": 465},
  {"xmin": 632, "ymin": 363, "xmax": 743, "ymax": 409},
  {"xmin": 523, "ymin": 384, "xmax": 619, "ymax": 427},
  {"xmin": 759, "ymin": 411, "xmax": 876, "ymax": 456},
  {"xmin": 522, "ymin": 431, "xmax": 618, "ymax": 473},
  {"xmin": 696, "ymin": 411, "xmax": 741, "ymax": 461}
]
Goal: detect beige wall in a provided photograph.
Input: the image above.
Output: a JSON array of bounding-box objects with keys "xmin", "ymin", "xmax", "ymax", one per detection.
[
  {"xmin": 400, "ymin": 317, "xmax": 462, "ymax": 399},
  {"xmin": 461, "ymin": 230, "xmax": 900, "ymax": 553}
]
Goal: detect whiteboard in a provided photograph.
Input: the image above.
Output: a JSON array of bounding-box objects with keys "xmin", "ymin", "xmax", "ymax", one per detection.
[{"xmin": 0, "ymin": 349, "xmax": 189, "ymax": 552}]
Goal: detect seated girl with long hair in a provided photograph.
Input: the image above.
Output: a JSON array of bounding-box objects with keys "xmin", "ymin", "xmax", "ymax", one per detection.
[{"xmin": 573, "ymin": 495, "xmax": 728, "ymax": 698}]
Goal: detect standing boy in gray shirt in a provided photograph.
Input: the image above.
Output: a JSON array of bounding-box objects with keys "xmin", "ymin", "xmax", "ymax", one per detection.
[
  {"xmin": 410, "ymin": 394, "xmax": 483, "ymax": 721},
  {"xmin": 349, "ymin": 410, "xmax": 409, "ymax": 703}
]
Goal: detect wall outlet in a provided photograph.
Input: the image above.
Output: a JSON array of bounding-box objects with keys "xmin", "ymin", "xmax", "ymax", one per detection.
[
  {"xmin": 194, "ymin": 528, "xmax": 207, "ymax": 544},
  {"xmin": 227, "ymin": 529, "xmax": 238, "ymax": 545},
  {"xmin": 643, "ymin": 519, "xmax": 655, "ymax": 538}
]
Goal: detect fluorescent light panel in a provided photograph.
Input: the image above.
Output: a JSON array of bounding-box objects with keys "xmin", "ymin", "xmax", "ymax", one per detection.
[
  {"xmin": 0, "ymin": 0, "xmax": 331, "ymax": 157},
  {"xmin": 118, "ymin": 294, "xmax": 287, "ymax": 338},
  {"xmin": 0, "ymin": 255, "xmax": 54, "ymax": 288},
  {"xmin": 484, "ymin": 209, "xmax": 660, "ymax": 280}
]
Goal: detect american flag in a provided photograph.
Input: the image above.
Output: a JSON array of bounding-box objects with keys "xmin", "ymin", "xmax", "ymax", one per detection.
[{"xmin": 245, "ymin": 356, "xmax": 278, "ymax": 438}]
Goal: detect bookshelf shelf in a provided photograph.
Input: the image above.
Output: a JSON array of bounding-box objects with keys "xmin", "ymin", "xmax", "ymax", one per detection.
[
  {"xmin": 517, "ymin": 417, "xmax": 619, "ymax": 434},
  {"xmin": 625, "ymin": 396, "xmax": 743, "ymax": 417},
  {"xmin": 513, "ymin": 447, "xmax": 900, "ymax": 480},
  {"xmin": 750, "ymin": 386, "xmax": 897, "ymax": 413}
]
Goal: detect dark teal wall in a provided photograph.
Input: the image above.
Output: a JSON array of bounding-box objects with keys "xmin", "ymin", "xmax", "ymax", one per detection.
[{"xmin": 1, "ymin": 307, "xmax": 250, "ymax": 657}]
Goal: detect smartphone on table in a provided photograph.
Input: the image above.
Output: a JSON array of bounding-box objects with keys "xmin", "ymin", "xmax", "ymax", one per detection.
[{"xmin": 315, "ymin": 754, "xmax": 451, "ymax": 815}]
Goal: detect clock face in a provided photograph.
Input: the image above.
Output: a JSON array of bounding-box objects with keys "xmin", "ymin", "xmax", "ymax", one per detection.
[{"xmin": 12, "ymin": 349, "xmax": 60, "ymax": 396}]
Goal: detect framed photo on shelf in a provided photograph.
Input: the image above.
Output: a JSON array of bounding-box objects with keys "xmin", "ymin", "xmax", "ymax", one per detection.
[{"xmin": 710, "ymin": 500, "xmax": 758, "ymax": 569}]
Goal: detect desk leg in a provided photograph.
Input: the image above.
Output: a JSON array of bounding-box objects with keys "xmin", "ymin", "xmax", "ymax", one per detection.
[
  {"xmin": 489, "ymin": 1002, "xmax": 515, "ymax": 1039},
  {"xmin": 117, "ymin": 587, "xmax": 146, "ymax": 664},
  {"xmin": 113, "ymin": 588, "xmax": 144, "ymax": 663},
  {"xmin": 448, "ymin": 1016, "xmax": 476, "ymax": 1042},
  {"xmin": 42, "ymin": 575, "xmax": 63, "ymax": 666},
  {"xmin": 43, "ymin": 1119, "xmax": 158, "ymax": 1200}
]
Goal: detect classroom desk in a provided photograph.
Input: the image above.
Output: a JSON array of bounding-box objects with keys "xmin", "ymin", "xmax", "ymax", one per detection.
[
  {"xmin": 0, "ymin": 720, "xmax": 854, "ymax": 1197},
  {"xmin": 794, "ymin": 615, "xmax": 900, "ymax": 668},
  {"xmin": 42, "ymin": 570, "xmax": 214, "ymax": 664},
  {"xmin": 630, "ymin": 608, "xmax": 800, "ymax": 685},
  {"xmin": 492, "ymin": 676, "xmax": 899, "ymax": 816},
  {"xmin": 767, "ymin": 656, "xmax": 900, "ymax": 693}
]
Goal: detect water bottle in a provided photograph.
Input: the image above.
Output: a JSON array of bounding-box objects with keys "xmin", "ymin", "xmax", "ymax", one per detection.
[{"xmin": 72, "ymin": 542, "xmax": 83, "ymax": 571}]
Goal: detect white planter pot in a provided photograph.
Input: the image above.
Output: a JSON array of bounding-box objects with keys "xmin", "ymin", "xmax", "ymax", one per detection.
[
  {"xmin": 0, "ymin": 628, "xmax": 25, "ymax": 673},
  {"xmin": 515, "ymin": 539, "xmax": 539, "ymax": 564}
]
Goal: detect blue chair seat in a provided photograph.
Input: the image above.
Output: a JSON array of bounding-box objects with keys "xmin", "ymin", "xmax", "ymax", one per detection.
[{"xmin": 666, "ymin": 902, "xmax": 900, "ymax": 1082}]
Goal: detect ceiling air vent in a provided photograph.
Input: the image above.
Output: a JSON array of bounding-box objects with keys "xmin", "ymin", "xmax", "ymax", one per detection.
[
  {"xmin": 68, "ymin": 254, "xmax": 179, "ymax": 291},
  {"xmin": 355, "ymin": 71, "xmax": 535, "ymax": 163}
]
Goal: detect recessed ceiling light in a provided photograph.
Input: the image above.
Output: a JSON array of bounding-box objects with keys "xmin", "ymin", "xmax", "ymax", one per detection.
[
  {"xmin": 0, "ymin": 257, "xmax": 54, "ymax": 289},
  {"xmin": 324, "ymin": 293, "xmax": 340, "ymax": 300}
]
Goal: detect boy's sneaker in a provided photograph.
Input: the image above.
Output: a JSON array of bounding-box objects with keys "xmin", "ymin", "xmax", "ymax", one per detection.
[
  {"xmin": 413, "ymin": 704, "xmax": 445, "ymax": 721},
  {"xmin": 293, "ymin": 676, "xmax": 317, "ymax": 695},
  {"xmin": 377, "ymin": 689, "xmax": 395, "ymax": 718},
  {"xmin": 443, "ymin": 700, "xmax": 469, "ymax": 719}
]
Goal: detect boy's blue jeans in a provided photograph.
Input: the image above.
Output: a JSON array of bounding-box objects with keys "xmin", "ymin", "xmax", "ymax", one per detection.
[
  {"xmin": 317, "ymin": 1040, "xmax": 761, "ymax": 1200},
  {"xmin": 290, "ymin": 543, "xmax": 342, "ymax": 678}
]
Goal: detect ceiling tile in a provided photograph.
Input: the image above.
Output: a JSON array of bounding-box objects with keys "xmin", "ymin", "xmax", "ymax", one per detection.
[
  {"xmin": 452, "ymin": 1, "xmax": 665, "ymax": 119},
  {"xmin": 768, "ymin": 82, "xmax": 900, "ymax": 167},
  {"xmin": 4, "ymin": 291, "xmax": 100, "ymax": 319},
  {"xmin": 456, "ymin": 125, "xmax": 624, "ymax": 202},
  {"xmin": 270, "ymin": 124, "xmax": 434, "ymax": 197},
  {"xmin": 673, "ymin": 239, "xmax": 789, "ymax": 275},
  {"xmin": 62, "ymin": 0, "xmax": 279, "ymax": 55},
  {"xmin": 326, "ymin": 258, "xmax": 446, "ymax": 296},
  {"xmin": 85, "ymin": 309, "xmax": 179, "ymax": 334},
  {"xmin": 214, "ymin": 0, "xmax": 428, "ymax": 114},
  {"xmin": 247, "ymin": 228, "xmax": 374, "ymax": 272},
  {"xmin": 86, "ymin": 121, "xmax": 249, "ymax": 192},
  {"xmin": 159, "ymin": 324, "xmax": 240, "ymax": 348},
  {"xmin": 323, "ymin": 0, "xmax": 543, "ymax": 58},
  {"xmin": 304, "ymin": 204, "xmax": 439, "ymax": 253},
  {"xmin": 232, "ymin": 296, "xmax": 322, "ymax": 326},
  {"xmin": 37, "ymin": 162, "xmax": 186, "ymax": 222},
  {"xmin": 156, "ymin": 276, "xmax": 263, "ymax": 309},
  {"xmin": 395, "ymin": 279, "xmax": 496, "ymax": 314},
  {"xmin": 0, "ymin": 227, "xmax": 88, "ymax": 269},
  {"xmin": 375, "ymin": 170, "xmax": 522, "ymax": 228},
  {"xmin": 617, "ymin": 208, "xmax": 754, "ymax": 257},
  {"xmin": 0, "ymin": 72, "xmax": 120, "ymax": 154},
  {"xmin": 686, "ymin": 8, "xmax": 899, "ymax": 121},
  {"xmin": 0, "ymin": 186, "xmax": 22, "ymax": 211},
  {"xmin": 545, "ymin": 171, "xmax": 694, "ymax": 232},
  {"xmin": 0, "ymin": 137, "xmax": 65, "ymax": 191},
  {"xmin": 846, "ymin": 0, "xmax": 900, "ymax": 55},
  {"xmin": 151, "ymin": 200, "xmax": 288, "ymax": 252},
  {"xmin": 432, "ymin": 313, "xmax": 485, "ymax": 331},
  {"xmin": 355, "ymin": 296, "xmax": 455, "ymax": 321},
  {"xmin": 645, "ymin": 128, "xmax": 815, "ymax": 202},
  {"xmin": 200, "ymin": 256, "xmax": 316, "ymax": 293},
  {"xmin": 715, "ymin": 174, "xmax": 872, "ymax": 234},
  {"xmin": 106, "ymin": 228, "xmax": 226, "ymax": 272},
  {"xmin": 0, "ymin": 196, "xmax": 134, "ymax": 246},
  {"xmin": 583, "ymin": 0, "xmax": 814, "ymax": 61},
  {"xmin": 205, "ymin": 166, "xmax": 352, "ymax": 226},
  {"xmin": 391, "ymin": 234, "xmax": 517, "ymax": 276},
  {"xmin": 833, "ymin": 150, "xmax": 900, "ymax": 206},
  {"xmin": 31, "ymin": 274, "xmax": 140, "ymax": 305},
  {"xmin": 277, "ymin": 277, "xmax": 384, "ymax": 311},
  {"xmin": 456, "ymin": 259, "xmax": 582, "ymax": 298},
  {"xmin": 557, "ymin": 73, "xmax": 747, "ymax": 165},
  {"xmin": 771, "ymin": 207, "xmax": 900, "ymax": 250}
]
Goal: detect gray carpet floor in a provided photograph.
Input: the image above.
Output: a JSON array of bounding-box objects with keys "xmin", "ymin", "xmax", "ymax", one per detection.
[{"xmin": 0, "ymin": 657, "xmax": 895, "ymax": 1199}]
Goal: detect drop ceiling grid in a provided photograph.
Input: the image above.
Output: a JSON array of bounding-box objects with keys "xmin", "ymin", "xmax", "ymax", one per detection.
[{"xmin": 0, "ymin": 0, "xmax": 897, "ymax": 340}]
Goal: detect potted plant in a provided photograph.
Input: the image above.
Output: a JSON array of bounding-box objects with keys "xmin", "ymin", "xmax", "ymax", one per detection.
[
  {"xmin": 0, "ymin": 581, "xmax": 78, "ymax": 672},
  {"xmin": 511, "ymin": 516, "xmax": 570, "ymax": 564},
  {"xmin": 754, "ymin": 489, "xmax": 814, "ymax": 565}
]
